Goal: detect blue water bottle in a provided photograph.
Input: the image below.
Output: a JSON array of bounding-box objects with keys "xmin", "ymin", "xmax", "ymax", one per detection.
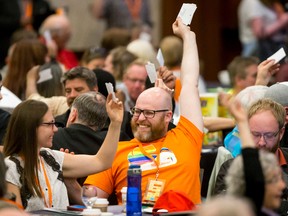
[{"xmin": 127, "ymin": 164, "xmax": 142, "ymax": 216}]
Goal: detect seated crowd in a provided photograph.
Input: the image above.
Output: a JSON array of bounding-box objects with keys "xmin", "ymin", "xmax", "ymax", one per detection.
[{"xmin": 1, "ymin": 5, "xmax": 288, "ymax": 216}]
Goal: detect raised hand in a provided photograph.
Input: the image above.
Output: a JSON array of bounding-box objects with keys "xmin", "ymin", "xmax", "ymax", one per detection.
[
  {"xmin": 255, "ymin": 59, "xmax": 279, "ymax": 85},
  {"xmin": 106, "ymin": 93, "xmax": 123, "ymax": 124},
  {"xmin": 157, "ymin": 66, "xmax": 176, "ymax": 90}
]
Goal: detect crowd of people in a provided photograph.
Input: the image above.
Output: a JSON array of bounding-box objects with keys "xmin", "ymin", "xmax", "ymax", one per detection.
[{"xmin": 2, "ymin": 1, "xmax": 288, "ymax": 216}]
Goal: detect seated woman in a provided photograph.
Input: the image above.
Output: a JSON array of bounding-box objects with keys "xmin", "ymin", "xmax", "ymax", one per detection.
[
  {"xmin": 222, "ymin": 95, "xmax": 286, "ymax": 216},
  {"xmin": 3, "ymin": 93, "xmax": 123, "ymax": 211}
]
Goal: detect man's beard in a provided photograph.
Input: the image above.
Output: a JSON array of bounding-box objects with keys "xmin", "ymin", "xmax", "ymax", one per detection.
[{"xmin": 131, "ymin": 116, "xmax": 167, "ymax": 142}]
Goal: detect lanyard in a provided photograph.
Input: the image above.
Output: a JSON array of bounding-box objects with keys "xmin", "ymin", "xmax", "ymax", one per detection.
[
  {"xmin": 124, "ymin": 0, "xmax": 142, "ymax": 20},
  {"xmin": 138, "ymin": 143, "xmax": 161, "ymax": 180},
  {"xmin": 36, "ymin": 158, "xmax": 53, "ymax": 208}
]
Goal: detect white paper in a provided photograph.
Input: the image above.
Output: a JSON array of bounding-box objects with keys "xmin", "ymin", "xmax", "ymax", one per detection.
[
  {"xmin": 177, "ymin": 3, "xmax": 197, "ymax": 25},
  {"xmin": 105, "ymin": 82, "xmax": 117, "ymax": 102},
  {"xmin": 157, "ymin": 49, "xmax": 164, "ymax": 67},
  {"xmin": 37, "ymin": 68, "xmax": 53, "ymax": 84},
  {"xmin": 267, "ymin": 47, "xmax": 286, "ymax": 64},
  {"xmin": 145, "ymin": 62, "xmax": 157, "ymax": 83}
]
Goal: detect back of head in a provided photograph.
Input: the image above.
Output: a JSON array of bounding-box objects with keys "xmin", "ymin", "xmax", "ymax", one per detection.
[
  {"xmin": 39, "ymin": 14, "xmax": 71, "ymax": 48},
  {"xmin": 226, "ymin": 150, "xmax": 278, "ymax": 196},
  {"xmin": 4, "ymin": 39, "xmax": 47, "ymax": 98},
  {"xmin": 196, "ymin": 195, "xmax": 255, "ymax": 216},
  {"xmin": 264, "ymin": 82, "xmax": 288, "ymax": 107},
  {"xmin": 72, "ymin": 92, "xmax": 108, "ymax": 130},
  {"xmin": 160, "ymin": 35, "xmax": 183, "ymax": 69},
  {"xmin": 109, "ymin": 46, "xmax": 137, "ymax": 80},
  {"xmin": 80, "ymin": 47, "xmax": 107, "ymax": 67},
  {"xmin": 227, "ymin": 56, "xmax": 259, "ymax": 87},
  {"xmin": 93, "ymin": 68, "xmax": 116, "ymax": 97},
  {"xmin": 101, "ymin": 28, "xmax": 131, "ymax": 52},
  {"xmin": 62, "ymin": 66, "xmax": 97, "ymax": 90},
  {"xmin": 127, "ymin": 39, "xmax": 158, "ymax": 67},
  {"xmin": 37, "ymin": 60, "xmax": 64, "ymax": 97},
  {"xmin": 235, "ymin": 85, "xmax": 268, "ymax": 110}
]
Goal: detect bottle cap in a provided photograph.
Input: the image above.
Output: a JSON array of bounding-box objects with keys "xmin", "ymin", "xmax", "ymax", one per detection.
[{"xmin": 129, "ymin": 164, "xmax": 140, "ymax": 169}]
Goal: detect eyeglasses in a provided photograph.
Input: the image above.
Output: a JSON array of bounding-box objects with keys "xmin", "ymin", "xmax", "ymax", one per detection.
[
  {"xmin": 130, "ymin": 107, "xmax": 169, "ymax": 119},
  {"xmin": 126, "ymin": 77, "xmax": 146, "ymax": 85},
  {"xmin": 251, "ymin": 128, "xmax": 282, "ymax": 143},
  {"xmin": 41, "ymin": 121, "xmax": 60, "ymax": 128}
]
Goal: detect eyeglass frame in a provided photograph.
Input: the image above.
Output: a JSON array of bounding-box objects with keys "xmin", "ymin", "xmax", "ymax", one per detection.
[
  {"xmin": 40, "ymin": 121, "xmax": 61, "ymax": 128},
  {"xmin": 130, "ymin": 107, "xmax": 169, "ymax": 119},
  {"xmin": 251, "ymin": 127, "xmax": 283, "ymax": 143}
]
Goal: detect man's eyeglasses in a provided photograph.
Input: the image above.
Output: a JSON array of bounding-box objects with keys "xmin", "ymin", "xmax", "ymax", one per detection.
[
  {"xmin": 251, "ymin": 128, "xmax": 282, "ymax": 143},
  {"xmin": 130, "ymin": 107, "xmax": 169, "ymax": 119},
  {"xmin": 41, "ymin": 121, "xmax": 60, "ymax": 128}
]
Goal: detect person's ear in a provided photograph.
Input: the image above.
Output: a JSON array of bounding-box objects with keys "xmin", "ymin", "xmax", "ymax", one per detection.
[{"xmin": 67, "ymin": 108, "xmax": 78, "ymax": 126}]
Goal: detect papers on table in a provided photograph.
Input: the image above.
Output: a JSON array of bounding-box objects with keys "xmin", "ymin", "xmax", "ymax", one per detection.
[
  {"xmin": 177, "ymin": 3, "xmax": 197, "ymax": 25},
  {"xmin": 267, "ymin": 47, "xmax": 286, "ymax": 64}
]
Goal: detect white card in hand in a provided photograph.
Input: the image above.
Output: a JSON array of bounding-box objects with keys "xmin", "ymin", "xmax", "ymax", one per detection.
[
  {"xmin": 37, "ymin": 68, "xmax": 53, "ymax": 84},
  {"xmin": 105, "ymin": 82, "xmax": 117, "ymax": 102},
  {"xmin": 43, "ymin": 30, "xmax": 52, "ymax": 43},
  {"xmin": 157, "ymin": 49, "xmax": 164, "ymax": 67},
  {"xmin": 177, "ymin": 3, "xmax": 197, "ymax": 25},
  {"xmin": 267, "ymin": 48, "xmax": 286, "ymax": 64},
  {"xmin": 145, "ymin": 62, "xmax": 157, "ymax": 83}
]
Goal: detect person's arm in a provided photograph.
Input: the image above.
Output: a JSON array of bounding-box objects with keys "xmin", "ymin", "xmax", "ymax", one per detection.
[
  {"xmin": 172, "ymin": 18, "xmax": 203, "ymax": 131},
  {"xmin": 255, "ymin": 59, "xmax": 279, "ymax": 85},
  {"xmin": 203, "ymin": 117, "xmax": 235, "ymax": 132},
  {"xmin": 62, "ymin": 94, "xmax": 123, "ymax": 178},
  {"xmin": 252, "ymin": 12, "xmax": 288, "ymax": 38},
  {"xmin": 6, "ymin": 182, "xmax": 22, "ymax": 206},
  {"xmin": 26, "ymin": 65, "xmax": 41, "ymax": 99}
]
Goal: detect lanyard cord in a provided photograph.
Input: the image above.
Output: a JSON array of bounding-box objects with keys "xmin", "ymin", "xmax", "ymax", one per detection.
[
  {"xmin": 138, "ymin": 143, "xmax": 161, "ymax": 180},
  {"xmin": 36, "ymin": 158, "xmax": 53, "ymax": 208},
  {"xmin": 124, "ymin": 0, "xmax": 142, "ymax": 20}
]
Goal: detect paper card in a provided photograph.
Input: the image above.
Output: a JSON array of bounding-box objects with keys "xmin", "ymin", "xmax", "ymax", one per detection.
[
  {"xmin": 156, "ymin": 49, "xmax": 164, "ymax": 67},
  {"xmin": 177, "ymin": 3, "xmax": 197, "ymax": 25},
  {"xmin": 105, "ymin": 82, "xmax": 117, "ymax": 102},
  {"xmin": 145, "ymin": 62, "xmax": 157, "ymax": 83},
  {"xmin": 43, "ymin": 30, "xmax": 52, "ymax": 43},
  {"xmin": 267, "ymin": 47, "xmax": 286, "ymax": 64},
  {"xmin": 37, "ymin": 68, "xmax": 53, "ymax": 84}
]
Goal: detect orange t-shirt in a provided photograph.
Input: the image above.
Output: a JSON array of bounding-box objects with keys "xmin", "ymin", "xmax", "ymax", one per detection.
[{"xmin": 85, "ymin": 116, "xmax": 203, "ymax": 204}]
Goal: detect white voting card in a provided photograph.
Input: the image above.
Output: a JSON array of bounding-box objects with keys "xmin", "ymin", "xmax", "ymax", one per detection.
[
  {"xmin": 177, "ymin": 3, "xmax": 197, "ymax": 25},
  {"xmin": 37, "ymin": 68, "xmax": 53, "ymax": 84},
  {"xmin": 267, "ymin": 47, "xmax": 286, "ymax": 64},
  {"xmin": 157, "ymin": 49, "xmax": 164, "ymax": 67},
  {"xmin": 105, "ymin": 82, "xmax": 117, "ymax": 102},
  {"xmin": 43, "ymin": 30, "xmax": 52, "ymax": 43},
  {"xmin": 145, "ymin": 62, "xmax": 157, "ymax": 83}
]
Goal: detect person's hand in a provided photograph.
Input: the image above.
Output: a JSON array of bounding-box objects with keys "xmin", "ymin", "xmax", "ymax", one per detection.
[
  {"xmin": 220, "ymin": 92, "xmax": 247, "ymax": 123},
  {"xmin": 157, "ymin": 66, "xmax": 176, "ymax": 90},
  {"xmin": 172, "ymin": 17, "xmax": 193, "ymax": 39},
  {"xmin": 60, "ymin": 148, "xmax": 75, "ymax": 155},
  {"xmin": 255, "ymin": 59, "xmax": 279, "ymax": 85},
  {"xmin": 26, "ymin": 65, "xmax": 40, "ymax": 83},
  {"xmin": 106, "ymin": 93, "xmax": 123, "ymax": 124},
  {"xmin": 154, "ymin": 79, "xmax": 174, "ymax": 96}
]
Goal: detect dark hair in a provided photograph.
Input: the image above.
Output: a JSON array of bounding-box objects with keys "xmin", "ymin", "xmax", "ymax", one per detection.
[
  {"xmin": 0, "ymin": 152, "xmax": 7, "ymax": 197},
  {"xmin": 37, "ymin": 60, "xmax": 64, "ymax": 97},
  {"xmin": 62, "ymin": 66, "xmax": 97, "ymax": 90},
  {"xmin": 80, "ymin": 47, "xmax": 107, "ymax": 65},
  {"xmin": 3, "ymin": 100, "xmax": 49, "ymax": 197},
  {"xmin": 100, "ymin": 28, "xmax": 131, "ymax": 52},
  {"xmin": 3, "ymin": 39, "xmax": 48, "ymax": 99},
  {"xmin": 93, "ymin": 69, "xmax": 116, "ymax": 97}
]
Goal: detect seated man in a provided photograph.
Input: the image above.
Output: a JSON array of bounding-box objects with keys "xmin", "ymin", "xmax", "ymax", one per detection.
[
  {"xmin": 214, "ymin": 98, "xmax": 288, "ymax": 215},
  {"xmin": 83, "ymin": 18, "xmax": 204, "ymax": 205}
]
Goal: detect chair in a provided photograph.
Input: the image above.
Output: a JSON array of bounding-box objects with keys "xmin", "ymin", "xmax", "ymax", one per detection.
[{"xmin": 206, "ymin": 146, "xmax": 233, "ymax": 199}]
